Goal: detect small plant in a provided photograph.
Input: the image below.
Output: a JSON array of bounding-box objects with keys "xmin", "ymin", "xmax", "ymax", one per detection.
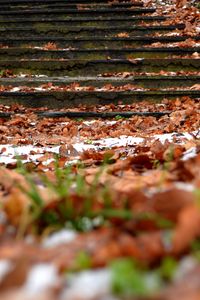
[
  {"xmin": 86, "ymin": 139, "xmax": 93, "ymax": 144},
  {"xmin": 0, "ymin": 69, "xmax": 14, "ymax": 78},
  {"xmin": 163, "ymin": 145, "xmax": 175, "ymax": 170},
  {"xmin": 74, "ymin": 251, "xmax": 92, "ymax": 271},
  {"xmin": 191, "ymin": 238, "xmax": 200, "ymax": 261},
  {"xmin": 135, "ymin": 211, "xmax": 174, "ymax": 229},
  {"xmin": 115, "ymin": 115, "xmax": 123, "ymax": 120},
  {"xmin": 110, "ymin": 256, "xmax": 178, "ymax": 298},
  {"xmin": 110, "ymin": 258, "xmax": 161, "ymax": 297},
  {"xmin": 15, "ymin": 157, "xmax": 134, "ymax": 234},
  {"xmin": 15, "ymin": 154, "xmax": 174, "ymax": 237},
  {"xmin": 16, "ymin": 174, "xmax": 45, "ymax": 238},
  {"xmin": 158, "ymin": 256, "xmax": 177, "ymax": 281},
  {"xmin": 152, "ymin": 159, "xmax": 161, "ymax": 169},
  {"xmin": 75, "ymin": 118, "xmax": 84, "ymax": 122},
  {"xmin": 194, "ymin": 188, "xmax": 200, "ymax": 207}
]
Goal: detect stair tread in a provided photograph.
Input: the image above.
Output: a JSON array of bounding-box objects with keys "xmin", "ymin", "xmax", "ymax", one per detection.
[
  {"xmin": 0, "ymin": 47, "xmax": 199, "ymax": 52},
  {"xmin": 0, "ymin": 25, "xmax": 184, "ymax": 30},
  {"xmin": 0, "ymin": 8, "xmax": 156, "ymax": 14},
  {"xmin": 0, "ymin": 16, "xmax": 166, "ymax": 22},
  {"xmin": 0, "ymin": 75, "xmax": 200, "ymax": 81},
  {"xmin": 1, "ymin": 36, "xmax": 199, "ymax": 41}
]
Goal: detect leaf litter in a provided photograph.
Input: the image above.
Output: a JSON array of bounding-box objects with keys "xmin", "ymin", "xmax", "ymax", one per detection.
[
  {"xmin": 0, "ymin": 96, "xmax": 199, "ymax": 299},
  {"xmin": 0, "ymin": 0, "xmax": 199, "ymax": 299}
]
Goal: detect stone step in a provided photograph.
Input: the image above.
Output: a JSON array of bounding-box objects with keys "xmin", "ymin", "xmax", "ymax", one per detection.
[
  {"xmin": 0, "ymin": 0, "xmax": 144, "ymax": 7},
  {"xmin": 0, "ymin": 75, "xmax": 199, "ymax": 89},
  {"xmin": 0, "ymin": 16, "xmax": 166, "ymax": 27},
  {"xmin": 0, "ymin": 24, "xmax": 185, "ymax": 38},
  {"xmin": 0, "ymin": 59, "xmax": 199, "ymax": 76},
  {"xmin": 0, "ymin": 2, "xmax": 144, "ymax": 9},
  {"xmin": 0, "ymin": 35, "xmax": 199, "ymax": 48},
  {"xmin": 0, "ymin": 0, "xmax": 198, "ymax": 109},
  {"xmin": 0, "ymin": 89, "xmax": 199, "ymax": 108},
  {"xmin": 0, "ymin": 5, "xmax": 147, "ymax": 10},
  {"xmin": 0, "ymin": 47, "xmax": 199, "ymax": 60},
  {"xmin": 0, "ymin": 111, "xmax": 169, "ymax": 119},
  {"xmin": 0, "ymin": 8, "xmax": 156, "ymax": 20},
  {"xmin": 0, "ymin": 0, "xmax": 139, "ymax": 3}
]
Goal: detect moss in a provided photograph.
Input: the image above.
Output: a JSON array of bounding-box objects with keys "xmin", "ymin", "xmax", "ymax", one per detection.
[
  {"xmin": 126, "ymin": 52, "xmax": 168, "ymax": 59},
  {"xmin": 0, "ymin": 59, "xmax": 199, "ymax": 76},
  {"xmin": 0, "ymin": 90, "xmax": 198, "ymax": 109},
  {"xmin": 34, "ymin": 23, "xmax": 54, "ymax": 33}
]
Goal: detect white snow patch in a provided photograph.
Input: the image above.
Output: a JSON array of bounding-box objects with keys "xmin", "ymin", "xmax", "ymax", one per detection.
[
  {"xmin": 0, "ymin": 144, "xmax": 60, "ymax": 165},
  {"xmin": 174, "ymin": 256, "xmax": 198, "ymax": 283},
  {"xmin": 98, "ymin": 136, "xmax": 144, "ymax": 147},
  {"xmin": 42, "ymin": 229, "xmax": 77, "ymax": 248},
  {"xmin": 61, "ymin": 269, "xmax": 111, "ymax": 300},
  {"xmin": 24, "ymin": 264, "xmax": 59, "ymax": 296},
  {"xmin": 35, "ymin": 74, "xmax": 48, "ymax": 78},
  {"xmin": 10, "ymin": 87, "xmax": 21, "ymax": 92},
  {"xmin": 153, "ymin": 132, "xmax": 197, "ymax": 143},
  {"xmin": 41, "ymin": 158, "xmax": 55, "ymax": 166},
  {"xmin": 0, "ymin": 131, "xmax": 199, "ymax": 166},
  {"xmin": 34, "ymin": 87, "xmax": 46, "ymax": 91},
  {"xmin": 182, "ymin": 147, "xmax": 197, "ymax": 161},
  {"xmin": 174, "ymin": 182, "xmax": 195, "ymax": 192},
  {"xmin": 0, "ymin": 260, "xmax": 13, "ymax": 282}
]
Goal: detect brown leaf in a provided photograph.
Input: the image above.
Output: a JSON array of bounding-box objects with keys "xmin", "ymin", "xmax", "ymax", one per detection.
[
  {"xmin": 173, "ymin": 204, "xmax": 200, "ymax": 254},
  {"xmin": 190, "ymin": 84, "xmax": 200, "ymax": 90}
]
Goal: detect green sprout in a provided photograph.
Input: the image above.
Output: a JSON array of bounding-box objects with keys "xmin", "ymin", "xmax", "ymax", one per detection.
[{"xmin": 110, "ymin": 258, "xmax": 161, "ymax": 297}]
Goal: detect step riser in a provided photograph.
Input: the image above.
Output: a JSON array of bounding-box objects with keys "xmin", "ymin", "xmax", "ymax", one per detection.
[
  {"xmin": 0, "ymin": 41, "xmax": 146, "ymax": 48},
  {"xmin": 0, "ymin": 91, "xmax": 199, "ymax": 108},
  {"xmin": 1, "ymin": 38, "xmax": 198, "ymax": 48},
  {"xmin": 0, "ymin": 17, "xmax": 166, "ymax": 27},
  {"xmin": 0, "ymin": 0, "xmax": 141, "ymax": 3},
  {"xmin": 0, "ymin": 111, "xmax": 169, "ymax": 119},
  {"xmin": 0, "ymin": 49, "xmax": 199, "ymax": 60},
  {"xmin": 0, "ymin": 27, "xmax": 182, "ymax": 38},
  {"xmin": 0, "ymin": 9, "xmax": 156, "ymax": 20},
  {"xmin": 0, "ymin": 14, "xmax": 153, "ymax": 21},
  {"xmin": 0, "ymin": 60, "xmax": 198, "ymax": 76},
  {"xmin": 0, "ymin": 78, "xmax": 199, "ymax": 89},
  {"xmin": 0, "ymin": 3, "xmax": 143, "ymax": 10},
  {"xmin": 0, "ymin": 41, "xmax": 152, "ymax": 48}
]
